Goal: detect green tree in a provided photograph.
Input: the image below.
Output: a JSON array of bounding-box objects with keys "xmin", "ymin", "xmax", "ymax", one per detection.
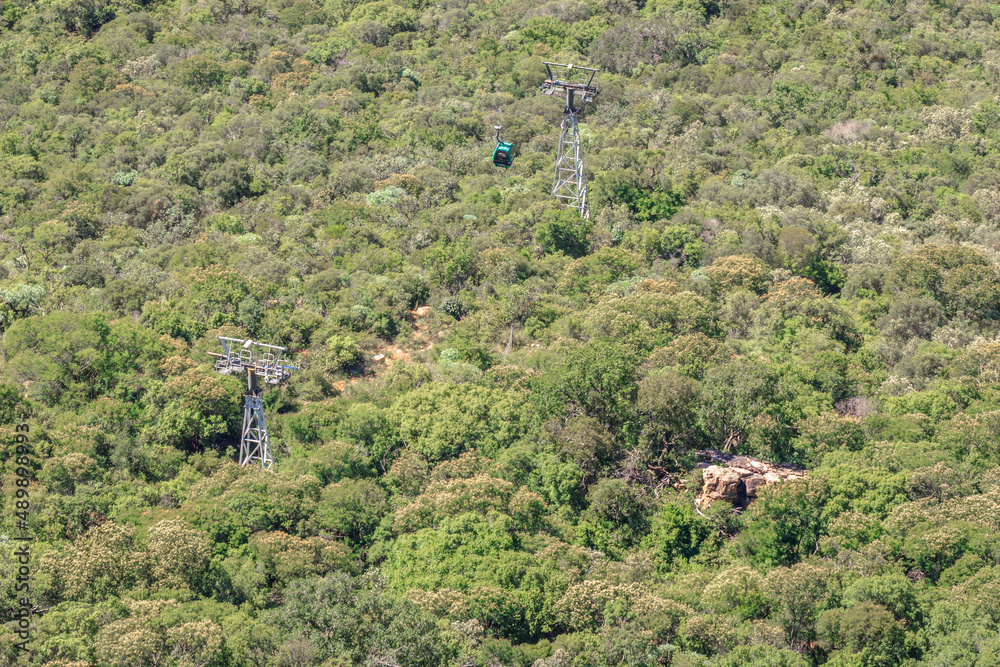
[
  {"xmin": 175, "ymin": 55, "xmax": 226, "ymax": 92},
  {"xmin": 647, "ymin": 497, "xmax": 711, "ymax": 567},
  {"xmin": 540, "ymin": 340, "xmax": 641, "ymax": 443},
  {"xmin": 146, "ymin": 519, "xmax": 212, "ymax": 591},
  {"xmin": 886, "ymin": 245, "xmax": 1000, "ymax": 318},
  {"xmin": 704, "ymin": 255, "xmax": 770, "ymax": 296},
  {"xmin": 311, "ymin": 478, "xmax": 389, "ymax": 547},
  {"xmin": 39, "ymin": 522, "xmax": 149, "ymax": 602},
  {"xmin": 1, "ymin": 312, "xmax": 167, "ymax": 407},
  {"xmin": 391, "ymin": 382, "xmax": 529, "ymax": 461},
  {"xmin": 536, "ymin": 208, "xmax": 592, "ymax": 257},
  {"xmin": 143, "ymin": 369, "xmax": 241, "ymax": 452},
  {"xmin": 66, "ymin": 58, "xmax": 123, "ymax": 101},
  {"xmin": 714, "ymin": 645, "xmax": 809, "ymax": 667},
  {"xmin": 766, "ymin": 560, "xmax": 836, "ymax": 646},
  {"xmin": 0, "ymin": 283, "xmax": 44, "ymax": 333},
  {"xmin": 817, "ymin": 602, "xmax": 908, "ymax": 666},
  {"xmin": 269, "ymin": 572, "xmax": 452, "ymax": 666},
  {"xmin": 249, "ymin": 531, "xmax": 353, "ymax": 589},
  {"xmin": 741, "ymin": 478, "xmax": 831, "ymax": 568},
  {"xmin": 702, "ymin": 564, "xmax": 769, "ymax": 620},
  {"xmin": 697, "ymin": 357, "xmax": 792, "ymax": 453}
]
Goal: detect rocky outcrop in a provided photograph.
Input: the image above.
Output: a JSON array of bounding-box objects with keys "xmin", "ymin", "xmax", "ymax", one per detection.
[{"xmin": 694, "ymin": 450, "xmax": 805, "ymax": 511}]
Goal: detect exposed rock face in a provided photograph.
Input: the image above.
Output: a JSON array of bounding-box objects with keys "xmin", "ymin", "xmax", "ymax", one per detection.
[{"xmin": 694, "ymin": 450, "xmax": 805, "ymax": 511}]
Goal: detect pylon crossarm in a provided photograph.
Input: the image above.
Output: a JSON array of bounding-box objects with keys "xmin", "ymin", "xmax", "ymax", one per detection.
[{"xmin": 540, "ymin": 62, "xmax": 599, "ymax": 103}]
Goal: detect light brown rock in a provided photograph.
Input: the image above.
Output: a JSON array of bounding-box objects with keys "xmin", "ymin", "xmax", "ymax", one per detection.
[{"xmin": 694, "ymin": 450, "xmax": 805, "ymax": 511}]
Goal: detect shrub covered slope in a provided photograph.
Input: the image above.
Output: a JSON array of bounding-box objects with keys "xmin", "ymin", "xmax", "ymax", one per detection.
[{"xmin": 4, "ymin": 0, "xmax": 1000, "ymax": 664}]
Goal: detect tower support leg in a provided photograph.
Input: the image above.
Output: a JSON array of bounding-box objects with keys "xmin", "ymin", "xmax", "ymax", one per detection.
[
  {"xmin": 239, "ymin": 388, "xmax": 273, "ymax": 470},
  {"xmin": 552, "ymin": 109, "xmax": 589, "ymax": 219}
]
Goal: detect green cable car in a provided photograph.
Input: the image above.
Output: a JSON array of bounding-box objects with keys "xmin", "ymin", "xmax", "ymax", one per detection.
[
  {"xmin": 493, "ymin": 142, "xmax": 513, "ymax": 168},
  {"xmin": 492, "ymin": 125, "xmax": 513, "ymax": 168}
]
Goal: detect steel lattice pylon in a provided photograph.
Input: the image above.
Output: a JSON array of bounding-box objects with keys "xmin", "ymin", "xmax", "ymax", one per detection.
[
  {"xmin": 239, "ymin": 387, "xmax": 270, "ymax": 468},
  {"xmin": 541, "ymin": 62, "xmax": 599, "ymax": 219},
  {"xmin": 553, "ymin": 112, "xmax": 587, "ymax": 216},
  {"xmin": 209, "ymin": 337, "xmax": 296, "ymax": 471}
]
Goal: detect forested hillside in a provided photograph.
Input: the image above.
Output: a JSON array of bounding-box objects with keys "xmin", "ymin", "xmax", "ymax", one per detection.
[{"xmin": 3, "ymin": 0, "xmax": 1000, "ymax": 664}]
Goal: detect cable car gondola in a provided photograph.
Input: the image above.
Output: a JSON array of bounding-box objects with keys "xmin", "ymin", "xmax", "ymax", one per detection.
[{"xmin": 492, "ymin": 125, "xmax": 513, "ymax": 169}]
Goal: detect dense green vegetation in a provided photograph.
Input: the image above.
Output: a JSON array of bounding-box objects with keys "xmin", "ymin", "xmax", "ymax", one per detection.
[{"xmin": 4, "ymin": 0, "xmax": 1000, "ymax": 664}]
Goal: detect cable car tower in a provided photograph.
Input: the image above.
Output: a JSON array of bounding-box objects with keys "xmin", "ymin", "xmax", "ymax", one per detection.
[
  {"xmin": 540, "ymin": 62, "xmax": 599, "ymax": 220},
  {"xmin": 209, "ymin": 337, "xmax": 297, "ymax": 470}
]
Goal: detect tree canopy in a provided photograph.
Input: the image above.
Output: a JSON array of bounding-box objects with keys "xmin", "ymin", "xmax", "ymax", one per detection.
[{"xmin": 5, "ymin": 0, "xmax": 1000, "ymax": 664}]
